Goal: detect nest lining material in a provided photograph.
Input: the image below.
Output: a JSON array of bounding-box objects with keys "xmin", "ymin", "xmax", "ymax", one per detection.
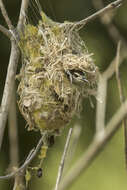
[{"xmin": 17, "ymin": 13, "xmax": 98, "ymax": 134}]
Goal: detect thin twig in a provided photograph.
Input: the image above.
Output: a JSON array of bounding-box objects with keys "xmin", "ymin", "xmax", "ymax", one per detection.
[
  {"xmin": 0, "ymin": 40, "xmax": 20, "ymax": 150},
  {"xmin": 115, "ymin": 42, "xmax": 127, "ymax": 169},
  {"xmin": 17, "ymin": 0, "xmax": 29, "ymax": 32},
  {"xmin": 0, "ymin": 136, "xmax": 43, "ymax": 180},
  {"xmin": 58, "ymin": 99, "xmax": 127, "ymax": 190},
  {"xmin": 115, "ymin": 42, "xmax": 124, "ymax": 103},
  {"xmin": 63, "ymin": 124, "xmax": 81, "ymax": 174},
  {"xmin": 73, "ymin": 0, "xmax": 124, "ymax": 30},
  {"xmin": 0, "ymin": 0, "xmax": 14, "ymax": 30},
  {"xmin": 92, "ymin": 0, "xmax": 127, "ymax": 46},
  {"xmin": 0, "ymin": 24, "xmax": 12, "ymax": 38},
  {"xmin": 54, "ymin": 128, "xmax": 73, "ymax": 190},
  {"xmin": 102, "ymin": 50, "xmax": 126, "ymax": 80},
  {"xmin": 115, "ymin": 42, "xmax": 123, "ymax": 101}
]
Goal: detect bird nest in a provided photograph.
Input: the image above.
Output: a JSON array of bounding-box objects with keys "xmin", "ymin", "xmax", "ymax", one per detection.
[{"xmin": 17, "ymin": 12, "xmax": 98, "ymax": 135}]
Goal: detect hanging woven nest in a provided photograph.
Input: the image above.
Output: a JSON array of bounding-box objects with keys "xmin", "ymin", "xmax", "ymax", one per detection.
[{"xmin": 17, "ymin": 12, "xmax": 98, "ymax": 135}]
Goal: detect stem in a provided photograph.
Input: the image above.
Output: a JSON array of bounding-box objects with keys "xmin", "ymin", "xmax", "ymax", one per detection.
[
  {"xmin": 54, "ymin": 128, "xmax": 73, "ymax": 190},
  {"xmin": 0, "ymin": 24, "xmax": 12, "ymax": 38},
  {"xmin": 73, "ymin": 0, "xmax": 124, "ymax": 30},
  {"xmin": 0, "ymin": 136, "xmax": 43, "ymax": 180},
  {"xmin": 17, "ymin": 0, "xmax": 29, "ymax": 32},
  {"xmin": 0, "ymin": 40, "xmax": 20, "ymax": 150},
  {"xmin": 0, "ymin": 0, "xmax": 14, "ymax": 30}
]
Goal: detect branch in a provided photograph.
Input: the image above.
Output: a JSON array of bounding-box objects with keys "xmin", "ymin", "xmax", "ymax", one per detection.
[
  {"xmin": 8, "ymin": 86, "xmax": 20, "ymax": 190},
  {"xmin": 0, "ymin": 0, "xmax": 14, "ymax": 30},
  {"xmin": 0, "ymin": 0, "xmax": 22, "ymax": 151},
  {"xmin": 17, "ymin": 0, "xmax": 29, "ymax": 32},
  {"xmin": 102, "ymin": 48, "xmax": 126, "ymax": 80},
  {"xmin": 96, "ymin": 75, "xmax": 107, "ymax": 135},
  {"xmin": 115, "ymin": 42, "xmax": 127, "ymax": 169},
  {"xmin": 58, "ymin": 99, "xmax": 127, "ymax": 190},
  {"xmin": 8, "ymin": 84, "xmax": 19, "ymax": 168},
  {"xmin": 63, "ymin": 124, "xmax": 81, "ymax": 174},
  {"xmin": 73, "ymin": 0, "xmax": 124, "ymax": 30},
  {"xmin": 0, "ymin": 137, "xmax": 43, "ymax": 180},
  {"xmin": 0, "ymin": 40, "xmax": 20, "ymax": 150},
  {"xmin": 92, "ymin": 0, "xmax": 127, "ymax": 48},
  {"xmin": 0, "ymin": 24, "xmax": 12, "ymax": 38},
  {"xmin": 0, "ymin": 0, "xmax": 30, "ymax": 150},
  {"xmin": 115, "ymin": 42, "xmax": 123, "ymax": 102},
  {"xmin": 96, "ymin": 41, "xmax": 126, "ymax": 136},
  {"xmin": 54, "ymin": 128, "xmax": 73, "ymax": 190}
]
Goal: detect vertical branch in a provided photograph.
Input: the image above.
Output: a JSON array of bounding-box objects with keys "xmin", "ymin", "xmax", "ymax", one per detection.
[
  {"xmin": 8, "ymin": 84, "xmax": 19, "ymax": 168},
  {"xmin": 115, "ymin": 42, "xmax": 124, "ymax": 102},
  {"xmin": 0, "ymin": 40, "xmax": 20, "ymax": 150},
  {"xmin": 0, "ymin": 0, "xmax": 30, "ymax": 150},
  {"xmin": 17, "ymin": 0, "xmax": 29, "ymax": 32},
  {"xmin": 96, "ymin": 76, "xmax": 107, "ymax": 135},
  {"xmin": 8, "ymin": 85, "xmax": 21, "ymax": 190},
  {"xmin": 115, "ymin": 42, "xmax": 127, "ymax": 169}
]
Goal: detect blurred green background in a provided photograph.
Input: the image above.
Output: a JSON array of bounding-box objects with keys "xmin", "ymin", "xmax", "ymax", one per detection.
[{"xmin": 0, "ymin": 0, "xmax": 127, "ymax": 189}]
